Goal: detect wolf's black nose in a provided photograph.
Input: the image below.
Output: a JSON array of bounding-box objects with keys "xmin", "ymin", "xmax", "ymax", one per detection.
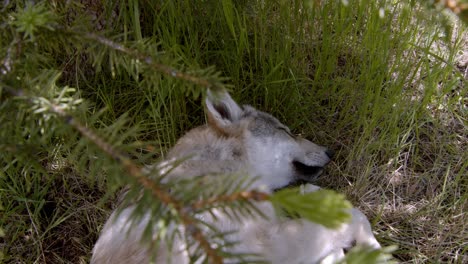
[{"xmin": 325, "ymin": 149, "xmax": 335, "ymax": 159}]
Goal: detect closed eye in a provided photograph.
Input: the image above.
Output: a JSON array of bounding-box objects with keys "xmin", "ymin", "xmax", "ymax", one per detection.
[{"xmin": 277, "ymin": 127, "xmax": 295, "ymax": 138}]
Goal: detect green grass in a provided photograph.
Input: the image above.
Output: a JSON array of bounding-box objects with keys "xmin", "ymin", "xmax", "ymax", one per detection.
[{"xmin": 0, "ymin": 0, "xmax": 466, "ymax": 263}]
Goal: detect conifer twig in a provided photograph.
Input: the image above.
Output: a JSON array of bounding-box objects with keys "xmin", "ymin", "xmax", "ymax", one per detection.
[
  {"xmin": 81, "ymin": 32, "xmax": 225, "ymax": 92},
  {"xmin": 190, "ymin": 190, "xmax": 270, "ymax": 210},
  {"xmin": 49, "ymin": 105, "xmax": 223, "ymax": 264},
  {"xmin": 2, "ymin": 86, "xmax": 223, "ymax": 264}
]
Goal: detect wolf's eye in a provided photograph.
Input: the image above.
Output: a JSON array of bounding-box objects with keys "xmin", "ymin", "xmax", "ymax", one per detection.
[{"xmin": 278, "ymin": 127, "xmax": 295, "ymax": 138}]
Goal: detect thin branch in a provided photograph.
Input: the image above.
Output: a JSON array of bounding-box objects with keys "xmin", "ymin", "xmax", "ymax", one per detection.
[
  {"xmin": 2, "ymin": 86, "xmax": 223, "ymax": 264},
  {"xmin": 190, "ymin": 190, "xmax": 270, "ymax": 211},
  {"xmin": 52, "ymin": 106, "xmax": 222, "ymax": 263},
  {"xmin": 81, "ymin": 32, "xmax": 225, "ymax": 92}
]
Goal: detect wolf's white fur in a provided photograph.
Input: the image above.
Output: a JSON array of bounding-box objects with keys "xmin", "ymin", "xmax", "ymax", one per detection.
[{"xmin": 91, "ymin": 90, "xmax": 380, "ymax": 263}]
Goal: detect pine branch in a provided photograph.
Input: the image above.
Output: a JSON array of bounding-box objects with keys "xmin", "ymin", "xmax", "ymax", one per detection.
[
  {"xmin": 190, "ymin": 190, "xmax": 269, "ymax": 211},
  {"xmin": 79, "ymin": 32, "xmax": 226, "ymax": 92},
  {"xmin": 1, "ymin": 85, "xmax": 223, "ymax": 264}
]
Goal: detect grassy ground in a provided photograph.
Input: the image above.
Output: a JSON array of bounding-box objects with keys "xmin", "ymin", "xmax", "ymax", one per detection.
[{"xmin": 0, "ymin": 0, "xmax": 466, "ymax": 263}]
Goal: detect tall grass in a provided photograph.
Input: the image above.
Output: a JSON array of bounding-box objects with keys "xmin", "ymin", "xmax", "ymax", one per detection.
[{"xmin": 0, "ymin": 0, "xmax": 466, "ymax": 263}]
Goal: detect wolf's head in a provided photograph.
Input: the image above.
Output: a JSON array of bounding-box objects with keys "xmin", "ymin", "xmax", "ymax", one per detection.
[{"xmin": 205, "ymin": 90, "xmax": 333, "ymax": 191}]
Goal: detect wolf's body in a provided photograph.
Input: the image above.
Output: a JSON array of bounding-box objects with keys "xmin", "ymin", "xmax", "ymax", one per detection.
[{"xmin": 91, "ymin": 91, "xmax": 380, "ymax": 264}]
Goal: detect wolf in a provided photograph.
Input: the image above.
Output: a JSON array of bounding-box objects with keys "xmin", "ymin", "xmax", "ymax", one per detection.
[{"xmin": 91, "ymin": 90, "xmax": 380, "ymax": 263}]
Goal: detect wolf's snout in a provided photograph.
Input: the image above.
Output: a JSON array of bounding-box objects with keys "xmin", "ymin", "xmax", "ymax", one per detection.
[{"xmin": 325, "ymin": 149, "xmax": 335, "ymax": 159}]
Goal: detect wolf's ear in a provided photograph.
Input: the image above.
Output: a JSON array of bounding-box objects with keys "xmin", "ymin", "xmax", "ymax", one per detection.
[{"xmin": 205, "ymin": 90, "xmax": 243, "ymax": 128}]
